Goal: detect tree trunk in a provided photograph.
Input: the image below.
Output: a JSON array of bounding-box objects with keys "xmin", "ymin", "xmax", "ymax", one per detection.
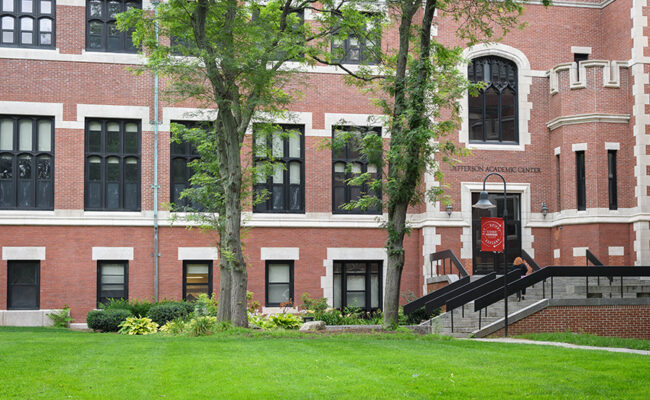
[
  {"xmin": 217, "ymin": 234, "xmax": 232, "ymax": 321},
  {"xmin": 383, "ymin": 201, "xmax": 408, "ymax": 329}
]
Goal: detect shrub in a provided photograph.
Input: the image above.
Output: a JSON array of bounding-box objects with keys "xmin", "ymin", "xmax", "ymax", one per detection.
[
  {"xmin": 147, "ymin": 302, "xmax": 194, "ymax": 326},
  {"xmin": 194, "ymin": 293, "xmax": 218, "ymax": 317},
  {"xmin": 269, "ymin": 313, "xmax": 302, "ymax": 329},
  {"xmin": 404, "ymin": 306, "xmax": 439, "ymax": 325},
  {"xmin": 118, "ymin": 317, "xmax": 159, "ymax": 335},
  {"xmin": 247, "ymin": 291, "xmax": 261, "ymax": 313},
  {"xmin": 186, "ymin": 316, "xmax": 218, "ymax": 336},
  {"xmin": 47, "ymin": 306, "xmax": 74, "ymax": 328},
  {"xmin": 100, "ymin": 298, "xmax": 155, "ymax": 317},
  {"xmin": 159, "ymin": 319, "xmax": 187, "ymax": 336},
  {"xmin": 301, "ymin": 293, "xmax": 328, "ymax": 313},
  {"xmin": 86, "ymin": 309, "xmax": 132, "ymax": 332}
]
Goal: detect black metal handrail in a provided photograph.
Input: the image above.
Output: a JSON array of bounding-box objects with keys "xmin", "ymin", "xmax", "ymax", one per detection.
[
  {"xmin": 429, "ymin": 249, "xmax": 469, "ymax": 278},
  {"xmin": 446, "ymin": 270, "xmax": 521, "ymax": 312},
  {"xmin": 474, "ymin": 266, "xmax": 650, "ymax": 312},
  {"xmin": 520, "ymin": 249, "xmax": 541, "ymax": 272},
  {"xmin": 424, "ymin": 273, "xmax": 497, "ymax": 314},
  {"xmin": 403, "ymin": 275, "xmax": 470, "ymax": 315},
  {"xmin": 586, "ymin": 250, "xmax": 604, "ymax": 266}
]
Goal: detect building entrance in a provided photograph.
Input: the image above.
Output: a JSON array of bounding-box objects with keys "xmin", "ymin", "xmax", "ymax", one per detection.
[{"xmin": 471, "ymin": 192, "xmax": 521, "ymax": 275}]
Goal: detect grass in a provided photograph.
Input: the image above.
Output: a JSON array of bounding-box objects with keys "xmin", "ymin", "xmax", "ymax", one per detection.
[
  {"xmin": 0, "ymin": 327, "xmax": 648, "ymax": 399},
  {"xmin": 517, "ymin": 332, "xmax": 650, "ymax": 351}
]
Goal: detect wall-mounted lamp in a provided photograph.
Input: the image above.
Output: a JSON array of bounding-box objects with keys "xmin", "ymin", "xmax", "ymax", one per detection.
[
  {"xmin": 541, "ymin": 202, "xmax": 548, "ymax": 218},
  {"xmin": 446, "ymin": 205, "xmax": 453, "ymax": 217}
]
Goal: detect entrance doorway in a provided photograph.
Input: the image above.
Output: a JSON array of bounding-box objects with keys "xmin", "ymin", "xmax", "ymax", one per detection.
[{"xmin": 471, "ymin": 192, "xmax": 521, "ymax": 275}]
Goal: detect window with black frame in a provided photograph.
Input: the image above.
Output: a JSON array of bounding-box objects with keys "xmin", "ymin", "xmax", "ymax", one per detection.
[
  {"xmin": 253, "ymin": 124, "xmax": 304, "ymax": 213},
  {"xmin": 170, "ymin": 121, "xmax": 201, "ymax": 211},
  {"xmin": 333, "ymin": 261, "xmax": 382, "ymax": 311},
  {"xmin": 85, "ymin": 119, "xmax": 140, "ymax": 211},
  {"xmin": 183, "ymin": 261, "xmax": 212, "ymax": 301},
  {"xmin": 86, "ymin": 0, "xmax": 140, "ymax": 52},
  {"xmin": 468, "ymin": 56, "xmax": 518, "ymax": 144},
  {"xmin": 97, "ymin": 261, "xmax": 127, "ymax": 305},
  {"xmin": 1, "ymin": 0, "xmax": 55, "ymax": 48},
  {"xmin": 7, "ymin": 261, "xmax": 40, "ymax": 310},
  {"xmin": 0, "ymin": 115, "xmax": 54, "ymax": 210},
  {"xmin": 576, "ymin": 151, "xmax": 586, "ymax": 211},
  {"xmin": 265, "ymin": 261, "xmax": 293, "ymax": 307},
  {"xmin": 608, "ymin": 150, "xmax": 617, "ymax": 210},
  {"xmin": 331, "ymin": 15, "xmax": 380, "ymax": 64},
  {"xmin": 332, "ymin": 126, "xmax": 381, "ymax": 214}
]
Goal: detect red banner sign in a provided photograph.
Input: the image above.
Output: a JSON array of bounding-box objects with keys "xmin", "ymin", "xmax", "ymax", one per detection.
[{"xmin": 481, "ymin": 217, "xmax": 505, "ymax": 253}]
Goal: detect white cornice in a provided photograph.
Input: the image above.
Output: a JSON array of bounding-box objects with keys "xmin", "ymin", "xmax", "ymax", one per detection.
[
  {"xmin": 525, "ymin": 0, "xmax": 616, "ymax": 8},
  {"xmin": 546, "ymin": 113, "xmax": 630, "ymax": 131}
]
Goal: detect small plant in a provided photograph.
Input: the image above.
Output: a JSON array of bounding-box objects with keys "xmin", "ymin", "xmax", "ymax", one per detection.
[
  {"xmin": 47, "ymin": 306, "xmax": 74, "ymax": 328},
  {"xmin": 194, "ymin": 293, "xmax": 218, "ymax": 316},
  {"xmin": 86, "ymin": 309, "xmax": 132, "ymax": 332},
  {"xmin": 186, "ymin": 316, "xmax": 218, "ymax": 336},
  {"xmin": 100, "ymin": 298, "xmax": 155, "ymax": 317},
  {"xmin": 118, "ymin": 317, "xmax": 159, "ymax": 335},
  {"xmin": 247, "ymin": 290, "xmax": 261, "ymax": 313},
  {"xmin": 159, "ymin": 319, "xmax": 187, "ymax": 336},
  {"xmin": 301, "ymin": 293, "xmax": 328, "ymax": 313},
  {"xmin": 147, "ymin": 302, "xmax": 194, "ymax": 325},
  {"xmin": 269, "ymin": 313, "xmax": 302, "ymax": 329}
]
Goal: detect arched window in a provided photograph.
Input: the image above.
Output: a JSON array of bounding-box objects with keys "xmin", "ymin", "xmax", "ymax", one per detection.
[
  {"xmin": 468, "ymin": 56, "xmax": 518, "ymax": 144},
  {"xmin": 86, "ymin": 0, "xmax": 139, "ymax": 52}
]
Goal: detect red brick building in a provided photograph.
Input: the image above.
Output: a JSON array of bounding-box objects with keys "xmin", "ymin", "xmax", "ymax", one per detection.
[{"xmin": 0, "ymin": 0, "xmax": 649, "ymax": 323}]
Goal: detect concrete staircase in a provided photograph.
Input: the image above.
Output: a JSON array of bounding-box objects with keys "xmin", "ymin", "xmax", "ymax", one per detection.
[{"xmin": 421, "ymin": 276, "xmax": 650, "ymax": 338}]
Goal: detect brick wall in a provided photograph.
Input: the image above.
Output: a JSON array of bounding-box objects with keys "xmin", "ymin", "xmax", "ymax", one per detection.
[{"xmin": 490, "ymin": 305, "xmax": 650, "ymax": 339}]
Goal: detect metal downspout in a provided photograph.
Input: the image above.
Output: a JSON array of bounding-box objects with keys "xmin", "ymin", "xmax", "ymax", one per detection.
[{"xmin": 153, "ymin": 0, "xmax": 160, "ymax": 302}]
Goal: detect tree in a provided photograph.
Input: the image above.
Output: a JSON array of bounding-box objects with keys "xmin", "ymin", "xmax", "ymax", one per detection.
[
  {"xmin": 316, "ymin": 0, "xmax": 550, "ymax": 328},
  {"xmin": 118, "ymin": 0, "xmax": 362, "ymax": 326}
]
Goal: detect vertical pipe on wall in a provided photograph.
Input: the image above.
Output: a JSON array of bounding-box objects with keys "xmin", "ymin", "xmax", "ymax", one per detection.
[{"xmin": 153, "ymin": 0, "xmax": 160, "ymax": 302}]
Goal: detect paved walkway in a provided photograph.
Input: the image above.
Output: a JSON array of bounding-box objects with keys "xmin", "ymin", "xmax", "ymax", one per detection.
[{"xmin": 471, "ymin": 338, "xmax": 650, "ymax": 356}]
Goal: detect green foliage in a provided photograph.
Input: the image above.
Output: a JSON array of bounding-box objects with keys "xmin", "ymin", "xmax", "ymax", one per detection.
[
  {"xmin": 186, "ymin": 316, "xmax": 219, "ymax": 337},
  {"xmin": 47, "ymin": 306, "xmax": 74, "ymax": 328},
  {"xmin": 301, "ymin": 293, "xmax": 329, "ymax": 313},
  {"xmin": 159, "ymin": 318, "xmax": 187, "ymax": 336},
  {"xmin": 86, "ymin": 309, "xmax": 132, "ymax": 332},
  {"xmin": 312, "ymin": 307, "xmax": 383, "ymax": 326},
  {"xmin": 247, "ymin": 290, "xmax": 261, "ymax": 313},
  {"xmin": 269, "ymin": 313, "xmax": 303, "ymax": 329},
  {"xmin": 100, "ymin": 298, "xmax": 155, "ymax": 317},
  {"xmin": 194, "ymin": 293, "xmax": 219, "ymax": 317},
  {"xmin": 118, "ymin": 317, "xmax": 159, "ymax": 335},
  {"xmin": 147, "ymin": 302, "xmax": 194, "ymax": 326},
  {"xmin": 248, "ymin": 313, "xmax": 302, "ymax": 330}
]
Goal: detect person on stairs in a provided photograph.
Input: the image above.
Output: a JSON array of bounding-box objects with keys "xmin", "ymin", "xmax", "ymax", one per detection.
[{"xmin": 512, "ymin": 257, "xmax": 532, "ymax": 301}]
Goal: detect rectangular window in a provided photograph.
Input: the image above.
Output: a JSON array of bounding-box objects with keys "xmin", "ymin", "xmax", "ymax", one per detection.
[
  {"xmin": 170, "ymin": 121, "xmax": 201, "ymax": 211},
  {"xmin": 0, "ymin": 0, "xmax": 55, "ymax": 48},
  {"xmin": 608, "ymin": 150, "xmax": 617, "ymax": 210},
  {"xmin": 0, "ymin": 115, "xmax": 54, "ymax": 210},
  {"xmin": 265, "ymin": 261, "xmax": 294, "ymax": 307},
  {"xmin": 253, "ymin": 124, "xmax": 304, "ymax": 213},
  {"xmin": 97, "ymin": 261, "xmax": 128, "ymax": 305},
  {"xmin": 183, "ymin": 261, "xmax": 212, "ymax": 301},
  {"xmin": 556, "ymin": 154, "xmax": 561, "ymax": 211},
  {"xmin": 7, "ymin": 260, "xmax": 40, "ymax": 310},
  {"xmin": 574, "ymin": 53, "xmax": 588, "ymax": 80},
  {"xmin": 332, "ymin": 126, "xmax": 381, "ymax": 214},
  {"xmin": 86, "ymin": 0, "xmax": 140, "ymax": 53},
  {"xmin": 333, "ymin": 261, "xmax": 382, "ymax": 311},
  {"xmin": 576, "ymin": 151, "xmax": 586, "ymax": 211},
  {"xmin": 85, "ymin": 119, "xmax": 140, "ymax": 211},
  {"xmin": 331, "ymin": 15, "xmax": 380, "ymax": 64}
]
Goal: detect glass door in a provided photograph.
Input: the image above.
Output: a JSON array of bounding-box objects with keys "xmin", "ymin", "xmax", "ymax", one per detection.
[{"xmin": 471, "ymin": 192, "xmax": 521, "ymax": 274}]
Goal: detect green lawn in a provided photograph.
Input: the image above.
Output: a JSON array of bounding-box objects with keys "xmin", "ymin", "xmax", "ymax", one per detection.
[
  {"xmin": 517, "ymin": 332, "xmax": 650, "ymax": 351},
  {"xmin": 0, "ymin": 327, "xmax": 648, "ymax": 399}
]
